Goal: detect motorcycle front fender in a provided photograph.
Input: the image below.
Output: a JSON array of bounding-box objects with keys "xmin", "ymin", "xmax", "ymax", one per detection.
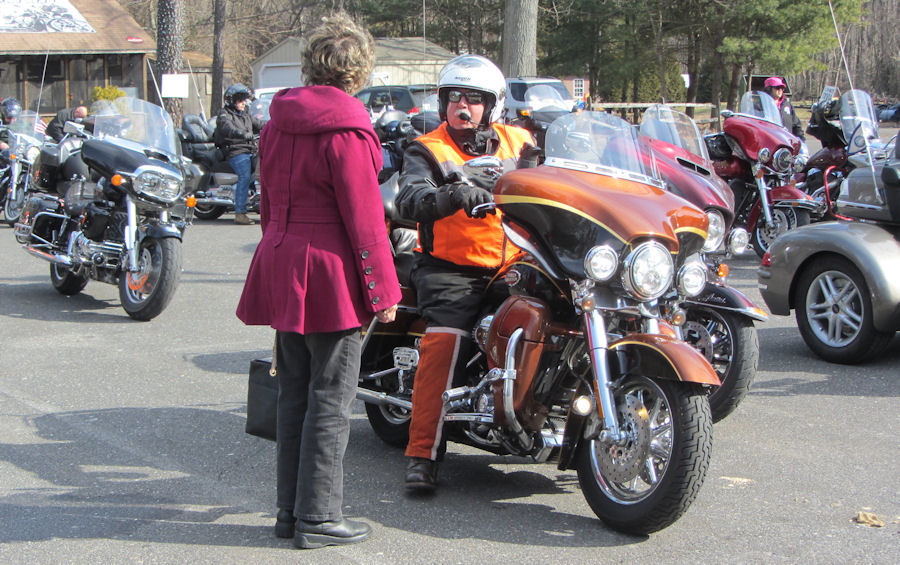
[
  {"xmin": 557, "ymin": 333, "xmax": 719, "ymax": 471},
  {"xmin": 682, "ymin": 281, "xmax": 768, "ymax": 322},
  {"xmin": 140, "ymin": 223, "xmax": 183, "ymax": 242}
]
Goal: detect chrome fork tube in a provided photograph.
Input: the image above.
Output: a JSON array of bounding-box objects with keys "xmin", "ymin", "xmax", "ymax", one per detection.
[
  {"xmin": 125, "ymin": 196, "xmax": 139, "ymax": 270},
  {"xmin": 753, "ymin": 165, "xmax": 774, "ymax": 225},
  {"xmin": 583, "ymin": 309, "xmax": 624, "ymax": 443}
]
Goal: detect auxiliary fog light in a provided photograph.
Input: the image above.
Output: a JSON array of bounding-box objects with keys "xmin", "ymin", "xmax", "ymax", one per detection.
[
  {"xmin": 669, "ymin": 307, "xmax": 687, "ymax": 326},
  {"xmin": 677, "ymin": 257, "xmax": 707, "ymax": 297},
  {"xmin": 572, "ymin": 395, "xmax": 594, "ymax": 416},
  {"xmin": 727, "ymin": 228, "xmax": 750, "ymax": 255}
]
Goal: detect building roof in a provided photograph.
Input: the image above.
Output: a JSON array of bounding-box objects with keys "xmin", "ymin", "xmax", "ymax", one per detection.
[
  {"xmin": 0, "ymin": 0, "xmax": 155, "ymax": 55},
  {"xmin": 375, "ymin": 37, "xmax": 456, "ymax": 63}
]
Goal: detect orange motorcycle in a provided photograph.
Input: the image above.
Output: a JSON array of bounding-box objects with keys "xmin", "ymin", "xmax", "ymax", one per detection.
[{"xmin": 359, "ymin": 112, "xmax": 719, "ymax": 534}]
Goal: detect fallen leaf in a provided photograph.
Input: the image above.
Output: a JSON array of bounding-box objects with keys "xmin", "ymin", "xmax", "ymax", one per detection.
[
  {"xmin": 853, "ymin": 511, "xmax": 885, "ymax": 527},
  {"xmin": 719, "ymin": 476, "xmax": 755, "ymax": 488}
]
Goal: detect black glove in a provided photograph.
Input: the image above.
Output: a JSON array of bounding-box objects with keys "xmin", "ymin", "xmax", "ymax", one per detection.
[{"xmin": 450, "ymin": 182, "xmax": 495, "ymax": 218}]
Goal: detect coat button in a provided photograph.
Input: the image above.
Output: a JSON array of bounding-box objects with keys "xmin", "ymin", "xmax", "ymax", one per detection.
[
  {"xmin": 364, "ymin": 266, "xmax": 373, "ymax": 275},
  {"xmin": 372, "ymin": 296, "xmax": 380, "ymax": 305},
  {"xmin": 361, "ymin": 250, "xmax": 370, "ymax": 259},
  {"xmin": 368, "ymin": 281, "xmax": 376, "ymax": 289}
]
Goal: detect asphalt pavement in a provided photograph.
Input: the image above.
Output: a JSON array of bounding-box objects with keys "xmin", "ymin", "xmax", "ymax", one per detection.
[{"xmin": 1, "ymin": 208, "xmax": 898, "ymax": 564}]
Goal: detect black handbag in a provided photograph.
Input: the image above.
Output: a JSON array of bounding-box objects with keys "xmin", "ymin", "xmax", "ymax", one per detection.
[{"xmin": 246, "ymin": 342, "xmax": 278, "ymax": 441}]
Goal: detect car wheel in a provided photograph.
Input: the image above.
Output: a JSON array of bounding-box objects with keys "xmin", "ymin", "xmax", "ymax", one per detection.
[{"xmin": 793, "ymin": 256, "xmax": 894, "ymax": 364}]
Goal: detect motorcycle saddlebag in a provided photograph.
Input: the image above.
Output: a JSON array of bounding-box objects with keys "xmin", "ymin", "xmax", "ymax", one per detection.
[{"xmin": 20, "ymin": 193, "xmax": 63, "ymax": 242}]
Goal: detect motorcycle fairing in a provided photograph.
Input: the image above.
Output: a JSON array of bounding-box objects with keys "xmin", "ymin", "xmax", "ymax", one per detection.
[
  {"xmin": 495, "ymin": 166, "xmax": 708, "ymax": 279},
  {"xmin": 721, "ymin": 117, "xmax": 801, "ymax": 161}
]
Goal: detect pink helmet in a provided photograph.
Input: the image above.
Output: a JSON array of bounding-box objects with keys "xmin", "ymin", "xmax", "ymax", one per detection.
[{"xmin": 764, "ymin": 76, "xmax": 786, "ymax": 88}]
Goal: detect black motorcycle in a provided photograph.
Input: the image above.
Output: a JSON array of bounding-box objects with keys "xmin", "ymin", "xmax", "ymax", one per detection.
[
  {"xmin": 14, "ymin": 97, "xmax": 193, "ymax": 321},
  {"xmin": 178, "ymin": 114, "xmax": 260, "ymax": 220}
]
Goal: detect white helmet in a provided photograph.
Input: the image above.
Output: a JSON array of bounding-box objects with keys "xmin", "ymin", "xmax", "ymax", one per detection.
[{"xmin": 438, "ymin": 54, "xmax": 506, "ymax": 126}]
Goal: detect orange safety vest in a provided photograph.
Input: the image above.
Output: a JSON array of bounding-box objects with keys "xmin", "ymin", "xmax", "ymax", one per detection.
[{"xmin": 417, "ymin": 123, "xmax": 533, "ymax": 268}]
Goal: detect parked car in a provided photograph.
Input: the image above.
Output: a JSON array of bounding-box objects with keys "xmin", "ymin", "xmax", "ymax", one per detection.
[
  {"xmin": 248, "ymin": 86, "xmax": 289, "ymax": 123},
  {"xmin": 503, "ymin": 77, "xmax": 575, "ymax": 122},
  {"xmin": 354, "ymin": 84, "xmax": 437, "ymax": 117},
  {"xmin": 758, "ymin": 137, "xmax": 900, "ymax": 363}
]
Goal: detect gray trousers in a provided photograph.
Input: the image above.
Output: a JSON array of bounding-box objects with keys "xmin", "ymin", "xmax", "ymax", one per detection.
[{"xmin": 275, "ymin": 328, "xmax": 360, "ymax": 522}]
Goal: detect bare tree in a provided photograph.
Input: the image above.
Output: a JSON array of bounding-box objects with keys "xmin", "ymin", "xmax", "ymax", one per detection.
[
  {"xmin": 211, "ymin": 0, "xmax": 227, "ymax": 116},
  {"xmin": 501, "ymin": 0, "xmax": 537, "ymax": 77},
  {"xmin": 157, "ymin": 0, "xmax": 185, "ymax": 124}
]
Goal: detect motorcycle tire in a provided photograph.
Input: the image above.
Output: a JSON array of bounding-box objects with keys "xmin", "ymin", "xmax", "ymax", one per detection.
[
  {"xmin": 682, "ymin": 307, "xmax": 758, "ymax": 422},
  {"xmin": 363, "ymin": 399, "xmax": 410, "ymax": 448},
  {"xmin": 793, "ymin": 256, "xmax": 894, "ymax": 364},
  {"xmin": 50, "ymin": 263, "xmax": 89, "ymax": 296},
  {"xmin": 4, "ymin": 178, "xmax": 27, "ymax": 227},
  {"xmin": 192, "ymin": 204, "xmax": 227, "ymax": 220},
  {"xmin": 576, "ymin": 376, "xmax": 712, "ymax": 535},
  {"xmin": 752, "ymin": 208, "xmax": 810, "ymax": 258},
  {"xmin": 118, "ymin": 237, "xmax": 182, "ymax": 321}
]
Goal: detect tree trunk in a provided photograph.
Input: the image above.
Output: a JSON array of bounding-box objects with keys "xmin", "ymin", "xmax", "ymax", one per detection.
[
  {"xmin": 501, "ymin": 0, "xmax": 538, "ymax": 77},
  {"xmin": 210, "ymin": 0, "xmax": 227, "ymax": 117},
  {"xmin": 156, "ymin": 0, "xmax": 184, "ymax": 126},
  {"xmin": 653, "ymin": 1, "xmax": 668, "ymax": 103},
  {"xmin": 726, "ymin": 63, "xmax": 742, "ymax": 111}
]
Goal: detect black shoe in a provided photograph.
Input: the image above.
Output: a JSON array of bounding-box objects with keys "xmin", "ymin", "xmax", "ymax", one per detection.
[
  {"xmin": 294, "ymin": 518, "xmax": 372, "ymax": 549},
  {"xmin": 405, "ymin": 457, "xmax": 438, "ymax": 492},
  {"xmin": 275, "ymin": 508, "xmax": 295, "ymax": 538}
]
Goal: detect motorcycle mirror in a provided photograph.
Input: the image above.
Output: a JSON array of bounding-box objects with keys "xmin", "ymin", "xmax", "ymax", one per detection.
[
  {"xmin": 463, "ymin": 155, "xmax": 504, "ymax": 189},
  {"xmin": 63, "ymin": 121, "xmax": 85, "ymax": 135}
]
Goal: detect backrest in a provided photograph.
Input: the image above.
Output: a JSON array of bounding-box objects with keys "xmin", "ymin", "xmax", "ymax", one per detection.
[{"xmin": 181, "ymin": 114, "xmax": 214, "ymax": 143}]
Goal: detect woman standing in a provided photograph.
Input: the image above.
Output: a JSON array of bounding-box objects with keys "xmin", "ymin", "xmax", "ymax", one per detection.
[{"xmin": 236, "ymin": 14, "xmax": 400, "ymax": 549}]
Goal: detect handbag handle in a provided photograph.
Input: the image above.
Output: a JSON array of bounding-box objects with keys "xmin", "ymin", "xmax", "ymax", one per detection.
[{"xmin": 269, "ymin": 338, "xmax": 278, "ymax": 377}]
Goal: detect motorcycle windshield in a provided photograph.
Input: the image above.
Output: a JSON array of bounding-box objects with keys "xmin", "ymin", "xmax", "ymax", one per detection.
[
  {"xmin": 524, "ymin": 84, "xmax": 573, "ymax": 123},
  {"xmin": 639, "ymin": 104, "xmax": 709, "ymax": 160},
  {"xmin": 738, "ymin": 91, "xmax": 783, "ymax": 127},
  {"xmin": 544, "ymin": 111, "xmax": 664, "ymax": 188},
  {"xmin": 89, "ymin": 97, "xmax": 180, "ymax": 158},
  {"xmin": 7, "ymin": 110, "xmax": 43, "ymax": 138},
  {"xmin": 839, "ymin": 90, "xmax": 880, "ymax": 154}
]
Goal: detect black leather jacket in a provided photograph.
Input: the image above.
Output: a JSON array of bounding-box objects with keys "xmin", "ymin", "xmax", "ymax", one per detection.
[{"xmin": 215, "ymin": 105, "xmax": 263, "ymax": 159}]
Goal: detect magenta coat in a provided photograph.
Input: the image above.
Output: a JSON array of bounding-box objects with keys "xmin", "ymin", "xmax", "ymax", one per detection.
[{"xmin": 236, "ymin": 86, "xmax": 400, "ymax": 334}]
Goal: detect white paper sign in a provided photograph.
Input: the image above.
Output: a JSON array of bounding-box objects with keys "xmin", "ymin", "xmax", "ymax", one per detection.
[{"xmin": 160, "ymin": 74, "xmax": 190, "ymax": 98}]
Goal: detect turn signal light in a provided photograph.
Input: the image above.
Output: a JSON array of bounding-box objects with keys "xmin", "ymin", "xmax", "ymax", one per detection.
[
  {"xmin": 572, "ymin": 395, "xmax": 593, "ymax": 416},
  {"xmin": 186, "ymin": 195, "xmax": 197, "ymax": 208},
  {"xmin": 111, "ymin": 174, "xmax": 124, "ymax": 186},
  {"xmin": 717, "ymin": 263, "xmax": 729, "ymax": 278}
]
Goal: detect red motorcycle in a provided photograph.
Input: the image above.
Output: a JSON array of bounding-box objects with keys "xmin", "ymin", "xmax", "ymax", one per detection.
[
  {"xmin": 706, "ymin": 91, "xmax": 822, "ymax": 257},
  {"xmin": 359, "ymin": 111, "xmax": 719, "ymax": 534},
  {"xmin": 639, "ymin": 105, "xmax": 766, "ymax": 422}
]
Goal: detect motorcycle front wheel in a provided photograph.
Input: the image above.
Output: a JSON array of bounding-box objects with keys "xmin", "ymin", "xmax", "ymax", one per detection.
[
  {"xmin": 50, "ymin": 263, "xmax": 90, "ymax": 295},
  {"xmin": 4, "ymin": 177, "xmax": 27, "ymax": 227},
  {"xmin": 119, "ymin": 237, "xmax": 182, "ymax": 321},
  {"xmin": 576, "ymin": 376, "xmax": 712, "ymax": 535},
  {"xmin": 681, "ymin": 307, "xmax": 759, "ymax": 422},
  {"xmin": 192, "ymin": 204, "xmax": 227, "ymax": 220},
  {"xmin": 752, "ymin": 208, "xmax": 810, "ymax": 258}
]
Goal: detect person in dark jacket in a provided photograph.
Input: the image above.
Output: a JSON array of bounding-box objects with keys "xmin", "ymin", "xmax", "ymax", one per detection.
[
  {"xmin": 46, "ymin": 105, "xmax": 88, "ymax": 142},
  {"xmin": 236, "ymin": 14, "xmax": 400, "ymax": 549},
  {"xmin": 0, "ymin": 97, "xmax": 22, "ymax": 151},
  {"xmin": 763, "ymin": 76, "xmax": 804, "ymax": 140},
  {"xmin": 216, "ymin": 83, "xmax": 263, "ymax": 224}
]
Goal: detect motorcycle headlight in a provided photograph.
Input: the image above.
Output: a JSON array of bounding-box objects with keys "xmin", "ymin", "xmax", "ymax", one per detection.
[
  {"xmin": 133, "ymin": 165, "xmax": 184, "ymax": 204},
  {"xmin": 772, "ymin": 148, "xmax": 793, "ymax": 172},
  {"xmin": 677, "ymin": 256, "xmax": 707, "ymax": 297},
  {"xmin": 25, "ymin": 145, "xmax": 40, "ymax": 163},
  {"xmin": 622, "ymin": 241, "xmax": 674, "ymax": 301},
  {"xmin": 701, "ymin": 209, "xmax": 726, "ymax": 253},
  {"xmin": 792, "ymin": 153, "xmax": 808, "ymax": 172},
  {"xmin": 757, "ymin": 148, "xmax": 771, "ymax": 163},
  {"xmin": 584, "ymin": 245, "xmax": 618, "ymax": 282},
  {"xmin": 726, "ymin": 228, "xmax": 750, "ymax": 255}
]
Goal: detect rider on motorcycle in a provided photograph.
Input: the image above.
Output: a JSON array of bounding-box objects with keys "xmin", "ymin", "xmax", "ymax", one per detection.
[
  {"xmin": 395, "ymin": 55, "xmax": 534, "ymax": 491},
  {"xmin": 216, "ymin": 83, "xmax": 263, "ymax": 225},
  {"xmin": 763, "ymin": 76, "xmax": 804, "ymax": 140},
  {"xmin": 1, "ymin": 97, "xmax": 22, "ymax": 151}
]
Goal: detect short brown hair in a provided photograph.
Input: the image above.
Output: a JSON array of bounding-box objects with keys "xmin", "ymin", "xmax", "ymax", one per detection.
[{"xmin": 302, "ymin": 14, "xmax": 374, "ymax": 94}]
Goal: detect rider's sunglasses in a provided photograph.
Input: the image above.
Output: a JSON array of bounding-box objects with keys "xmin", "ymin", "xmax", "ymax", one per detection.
[{"xmin": 447, "ymin": 90, "xmax": 485, "ymax": 105}]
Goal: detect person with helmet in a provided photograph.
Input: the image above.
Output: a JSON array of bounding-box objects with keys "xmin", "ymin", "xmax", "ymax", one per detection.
[
  {"xmin": 395, "ymin": 54, "xmax": 534, "ymax": 491},
  {"xmin": 1, "ymin": 97, "xmax": 23, "ymax": 151},
  {"xmin": 216, "ymin": 83, "xmax": 263, "ymax": 224},
  {"xmin": 763, "ymin": 76, "xmax": 804, "ymax": 139}
]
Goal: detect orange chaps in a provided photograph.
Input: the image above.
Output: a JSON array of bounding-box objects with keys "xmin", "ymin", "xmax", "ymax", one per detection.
[{"xmin": 405, "ymin": 328, "xmax": 469, "ymax": 461}]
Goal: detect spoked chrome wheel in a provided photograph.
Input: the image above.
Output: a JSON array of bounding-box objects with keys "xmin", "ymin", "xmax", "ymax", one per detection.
[
  {"xmin": 576, "ymin": 376, "xmax": 712, "ymax": 534},
  {"xmin": 752, "ymin": 208, "xmax": 810, "ymax": 258}
]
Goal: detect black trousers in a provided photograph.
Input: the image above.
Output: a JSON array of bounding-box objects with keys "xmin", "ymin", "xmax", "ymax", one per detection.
[{"xmin": 275, "ymin": 328, "xmax": 360, "ymax": 522}]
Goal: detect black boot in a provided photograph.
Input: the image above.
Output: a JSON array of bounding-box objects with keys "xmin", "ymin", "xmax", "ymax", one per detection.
[
  {"xmin": 405, "ymin": 457, "xmax": 438, "ymax": 491},
  {"xmin": 275, "ymin": 508, "xmax": 296, "ymax": 538},
  {"xmin": 294, "ymin": 518, "xmax": 372, "ymax": 549}
]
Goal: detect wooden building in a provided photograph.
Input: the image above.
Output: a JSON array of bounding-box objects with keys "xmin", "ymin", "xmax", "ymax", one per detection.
[{"xmin": 0, "ymin": 0, "xmax": 154, "ymax": 117}]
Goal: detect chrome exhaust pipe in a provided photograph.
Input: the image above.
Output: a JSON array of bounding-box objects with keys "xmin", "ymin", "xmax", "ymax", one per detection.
[
  {"xmin": 502, "ymin": 328, "xmax": 533, "ymax": 450},
  {"xmin": 193, "ymin": 197, "xmax": 234, "ymax": 206},
  {"xmin": 356, "ymin": 388, "xmax": 412, "ymax": 410},
  {"xmin": 24, "ymin": 246, "xmax": 73, "ymax": 267}
]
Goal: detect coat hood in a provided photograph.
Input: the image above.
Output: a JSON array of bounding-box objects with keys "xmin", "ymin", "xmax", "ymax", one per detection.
[{"xmin": 268, "ymin": 85, "xmax": 376, "ymax": 142}]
